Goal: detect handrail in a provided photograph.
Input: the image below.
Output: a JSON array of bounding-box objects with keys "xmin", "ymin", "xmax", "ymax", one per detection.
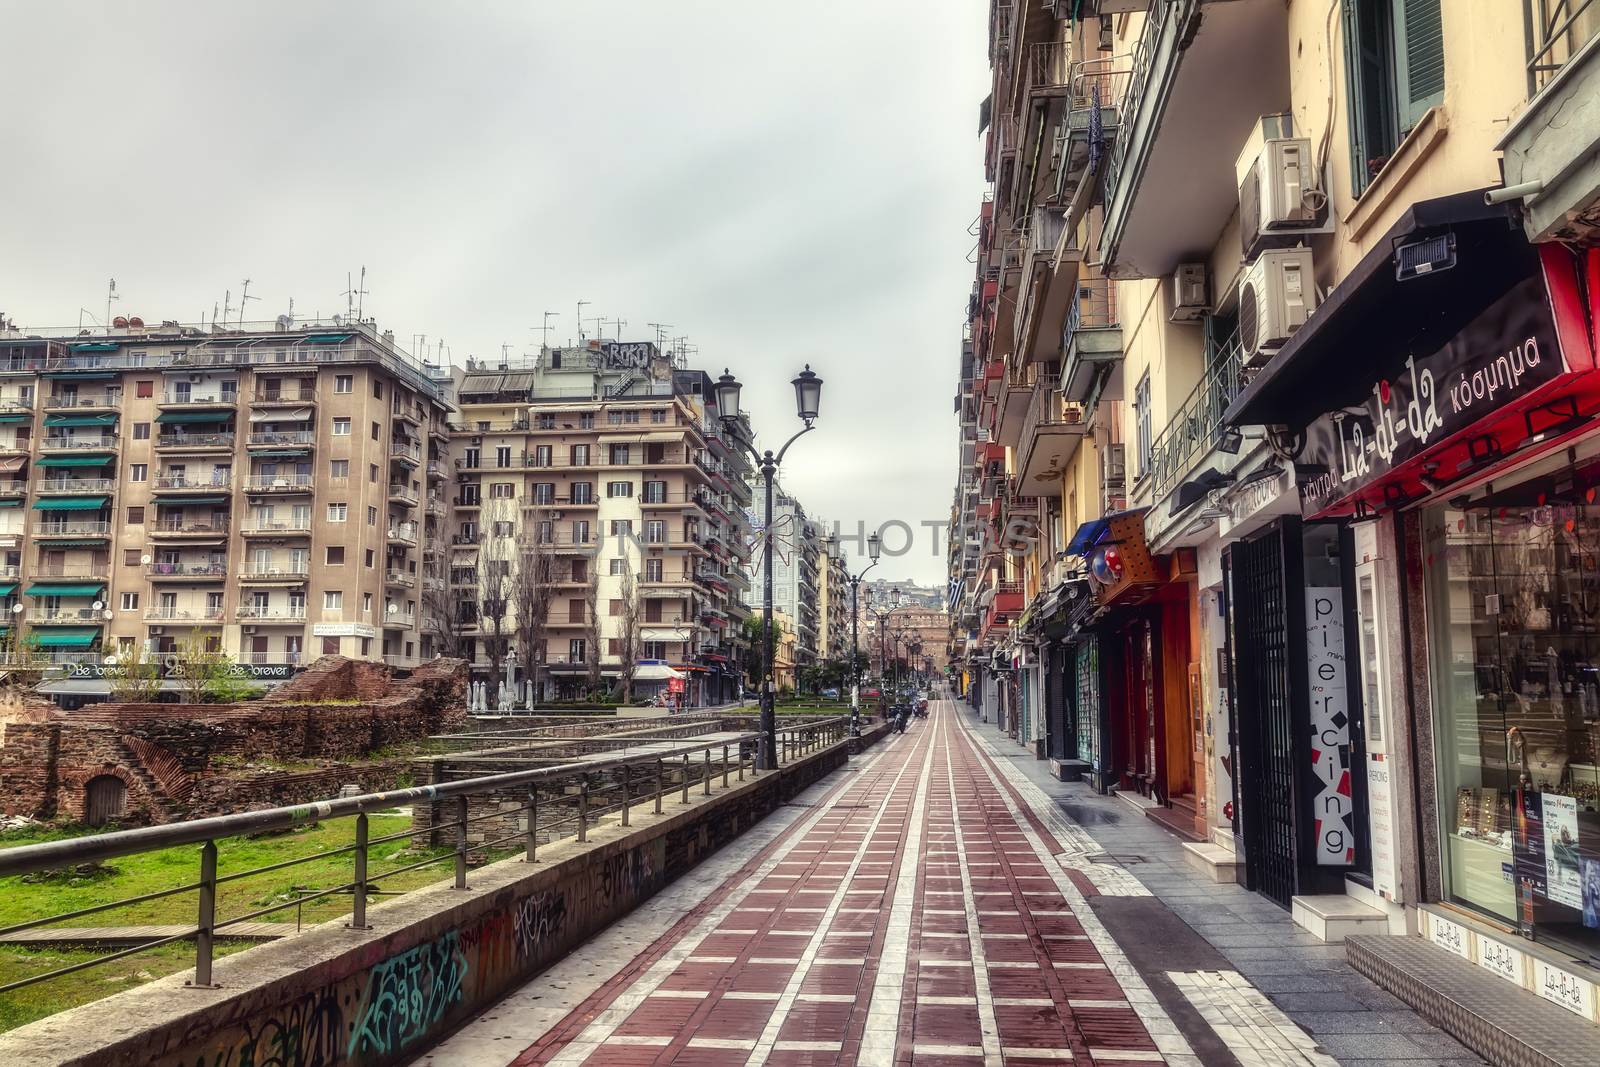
[
  {"xmin": 1525, "ymin": 0, "xmax": 1600, "ymax": 93},
  {"xmin": 1147, "ymin": 330, "xmax": 1245, "ymax": 500}
]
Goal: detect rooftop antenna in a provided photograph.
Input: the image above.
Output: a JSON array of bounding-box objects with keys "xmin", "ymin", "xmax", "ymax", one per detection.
[
  {"xmin": 648, "ymin": 322, "xmax": 672, "ymax": 348},
  {"xmin": 608, "ymin": 317, "xmax": 626, "ymax": 338},
  {"xmin": 585, "ymin": 314, "xmax": 606, "ymax": 340},
  {"xmin": 576, "ymin": 300, "xmax": 590, "ymax": 341},
  {"xmin": 286, "ymin": 297, "xmax": 295, "ymax": 327},
  {"xmin": 221, "ymin": 289, "xmax": 233, "ymax": 330},
  {"xmin": 355, "ymin": 266, "xmax": 368, "ymax": 321},
  {"xmin": 343, "ymin": 268, "xmax": 369, "ymax": 322},
  {"xmin": 536, "ymin": 311, "xmax": 558, "ymax": 349},
  {"xmin": 238, "ymin": 278, "xmax": 259, "ymax": 327},
  {"xmin": 104, "ymin": 278, "xmax": 119, "ymax": 333}
]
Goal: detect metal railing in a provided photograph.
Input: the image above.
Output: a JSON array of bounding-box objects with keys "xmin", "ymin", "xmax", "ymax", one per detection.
[
  {"xmin": 251, "ymin": 389, "xmax": 318, "ymax": 405},
  {"xmin": 144, "ymin": 607, "xmax": 225, "ymax": 622},
  {"xmin": 32, "ymin": 521, "xmax": 112, "ymax": 536},
  {"xmin": 145, "ymin": 562, "xmax": 229, "ymax": 579},
  {"xmin": 240, "ymin": 650, "xmax": 302, "ymax": 665},
  {"xmin": 1147, "ymin": 333, "xmax": 1246, "ymax": 500},
  {"xmin": 1525, "ymin": 0, "xmax": 1600, "ymax": 93},
  {"xmin": 156, "ymin": 474, "xmax": 233, "ymax": 491},
  {"xmin": 41, "ymin": 434, "xmax": 119, "ymax": 450},
  {"xmin": 44, "ymin": 392, "xmax": 122, "ymax": 409},
  {"xmin": 1102, "ymin": 0, "xmax": 1181, "ymax": 207},
  {"xmin": 0, "ymin": 719, "xmax": 851, "ymax": 996},
  {"xmin": 151, "ymin": 518, "xmax": 231, "ymax": 535},
  {"xmin": 36, "ymin": 478, "xmax": 116, "ymax": 493},
  {"xmin": 157, "ymin": 432, "xmax": 234, "ymax": 449},
  {"xmin": 238, "ymin": 565, "xmax": 310, "ymax": 580},
  {"xmin": 1018, "ymin": 375, "xmax": 1080, "ymax": 448},
  {"xmin": 387, "ymin": 484, "xmax": 419, "ymax": 504},
  {"xmin": 246, "ymin": 431, "xmax": 314, "ymax": 447},
  {"xmin": 161, "ymin": 392, "xmax": 237, "ymax": 406},
  {"xmin": 235, "ymin": 605, "xmax": 308, "ymax": 620},
  {"xmin": 390, "ymin": 442, "xmax": 422, "ymax": 464},
  {"xmin": 243, "ymin": 474, "xmax": 314, "ymax": 491},
  {"xmin": 241, "ymin": 521, "xmax": 312, "ymax": 535}
]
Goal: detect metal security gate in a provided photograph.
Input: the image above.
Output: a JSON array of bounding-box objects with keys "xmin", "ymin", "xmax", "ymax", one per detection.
[
  {"xmin": 1046, "ymin": 643, "xmax": 1070, "ymax": 760},
  {"xmin": 1229, "ymin": 525, "xmax": 1300, "ymax": 909}
]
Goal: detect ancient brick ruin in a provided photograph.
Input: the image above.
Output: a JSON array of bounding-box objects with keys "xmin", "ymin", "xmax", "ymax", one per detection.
[{"xmin": 0, "ymin": 657, "xmax": 467, "ymax": 825}]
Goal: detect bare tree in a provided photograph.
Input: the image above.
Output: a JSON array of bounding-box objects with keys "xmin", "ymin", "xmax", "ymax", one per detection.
[
  {"xmin": 511, "ymin": 507, "xmax": 555, "ymax": 702},
  {"xmin": 476, "ymin": 497, "xmax": 517, "ymax": 687},
  {"xmin": 616, "ymin": 555, "xmax": 642, "ymax": 703},
  {"xmin": 421, "ymin": 574, "xmax": 470, "ymax": 661}
]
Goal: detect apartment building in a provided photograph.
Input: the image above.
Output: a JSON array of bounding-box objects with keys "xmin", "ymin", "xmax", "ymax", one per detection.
[
  {"xmin": 0, "ymin": 318, "xmax": 449, "ymax": 694},
  {"xmin": 445, "ymin": 342, "xmax": 753, "ymax": 706},
  {"xmin": 957, "ymin": 0, "xmax": 1600, "ymax": 1046},
  {"xmin": 744, "ymin": 489, "xmax": 823, "ymax": 669},
  {"xmin": 821, "ymin": 546, "xmax": 849, "ymax": 661}
]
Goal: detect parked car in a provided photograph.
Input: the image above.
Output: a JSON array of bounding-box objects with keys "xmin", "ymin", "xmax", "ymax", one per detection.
[{"xmin": 820, "ymin": 687, "xmax": 840, "ymax": 700}]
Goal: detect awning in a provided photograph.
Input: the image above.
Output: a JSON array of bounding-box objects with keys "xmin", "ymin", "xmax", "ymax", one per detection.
[
  {"xmin": 158, "ymin": 495, "xmax": 228, "ymax": 505},
  {"xmin": 33, "ymin": 497, "xmax": 109, "ymax": 511},
  {"xmin": 249, "ymin": 407, "xmax": 312, "ymax": 423},
  {"xmin": 0, "ymin": 456, "xmax": 25, "ymax": 473},
  {"xmin": 501, "ymin": 373, "xmax": 534, "ymax": 392},
  {"xmin": 26, "ymin": 583, "xmax": 104, "ymax": 597},
  {"xmin": 66, "ymin": 343, "xmax": 118, "ymax": 353},
  {"xmin": 0, "ymin": 583, "xmax": 17, "ymax": 596},
  {"xmin": 155, "ymin": 410, "xmax": 233, "ymax": 424},
  {"xmin": 35, "ymin": 539, "xmax": 107, "ymax": 547},
  {"xmin": 459, "ymin": 373, "xmax": 505, "ymax": 394},
  {"xmin": 43, "ymin": 413, "xmax": 117, "ymax": 428},
  {"xmin": 0, "ymin": 500, "xmax": 21, "ymax": 508},
  {"xmin": 253, "ymin": 449, "xmax": 309, "ymax": 458},
  {"xmin": 979, "ymin": 92, "xmax": 993, "ymax": 135},
  {"xmin": 303, "ymin": 333, "xmax": 354, "ymax": 344},
  {"xmin": 0, "ymin": 415, "xmax": 29, "ymax": 424},
  {"xmin": 634, "ymin": 662, "xmax": 686, "ymax": 682},
  {"xmin": 43, "ymin": 371, "xmax": 116, "ymax": 379},
  {"xmin": 37, "ymin": 454, "xmax": 113, "ymax": 467},
  {"xmin": 1225, "ymin": 192, "xmax": 1530, "ymax": 430},
  {"xmin": 1067, "ymin": 507, "xmax": 1149, "ymax": 555},
  {"xmin": 31, "ymin": 629, "xmax": 100, "ymax": 648}
]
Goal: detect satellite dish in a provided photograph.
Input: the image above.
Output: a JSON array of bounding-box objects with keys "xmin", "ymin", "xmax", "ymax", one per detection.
[
  {"xmin": 9, "ymin": 603, "xmax": 21, "ymax": 614},
  {"xmin": 103, "ymin": 610, "xmax": 114, "ymax": 620},
  {"xmin": 386, "ymin": 603, "xmax": 397, "ymax": 614},
  {"xmin": 140, "ymin": 554, "xmax": 152, "ymax": 565},
  {"xmin": 103, "ymin": 655, "xmax": 119, "ymax": 666},
  {"xmin": 92, "ymin": 600, "xmax": 105, "ymax": 611},
  {"xmin": 275, "ymin": 315, "xmax": 292, "ymax": 330}
]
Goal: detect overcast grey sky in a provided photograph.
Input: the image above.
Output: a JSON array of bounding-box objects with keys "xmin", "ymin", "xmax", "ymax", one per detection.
[{"xmin": 0, "ymin": 2, "xmax": 988, "ymax": 586}]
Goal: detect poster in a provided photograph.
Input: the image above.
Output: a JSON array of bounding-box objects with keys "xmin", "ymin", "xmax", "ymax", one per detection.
[
  {"xmin": 1582, "ymin": 858, "xmax": 1600, "ymax": 929},
  {"xmin": 1516, "ymin": 789, "xmax": 1547, "ymax": 898},
  {"xmin": 1367, "ymin": 753, "xmax": 1398, "ymax": 900},
  {"xmin": 1544, "ymin": 792, "xmax": 1582, "ymax": 909},
  {"xmin": 1305, "ymin": 587, "xmax": 1354, "ymax": 865}
]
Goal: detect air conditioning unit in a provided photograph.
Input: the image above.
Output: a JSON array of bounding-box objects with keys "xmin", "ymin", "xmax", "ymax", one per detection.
[
  {"xmin": 1238, "ymin": 248, "xmax": 1318, "ymax": 367},
  {"xmin": 149, "ymin": 626, "xmax": 165, "ymax": 636},
  {"xmin": 1237, "ymin": 119, "xmax": 1328, "ymax": 255},
  {"xmin": 242, "ymin": 625, "xmax": 256, "ymax": 635},
  {"xmin": 1102, "ymin": 442, "xmax": 1127, "ymax": 490},
  {"xmin": 1170, "ymin": 264, "xmax": 1209, "ymax": 322}
]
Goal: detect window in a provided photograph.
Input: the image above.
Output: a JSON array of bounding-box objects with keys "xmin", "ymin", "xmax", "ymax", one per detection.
[
  {"xmin": 120, "ymin": 592, "xmax": 139, "ymax": 610},
  {"xmin": 608, "ymin": 638, "xmax": 620, "ymax": 655},
  {"xmin": 128, "ymin": 506, "xmax": 144, "ymax": 524},
  {"xmin": 610, "ymin": 519, "xmax": 633, "ymax": 536},
  {"xmin": 651, "ymin": 409, "xmax": 667, "ymax": 424},
  {"xmin": 644, "ymin": 558, "xmax": 663, "ymax": 582},
  {"xmin": 334, "ymin": 375, "xmax": 353, "ymax": 394},
  {"xmin": 490, "ymin": 482, "xmax": 515, "ymax": 498},
  {"xmin": 570, "ymin": 482, "xmax": 593, "ymax": 504},
  {"xmin": 133, "ymin": 422, "xmax": 150, "ymax": 440},
  {"xmin": 324, "ymin": 591, "xmax": 343, "ymax": 610},
  {"xmin": 643, "ymin": 479, "xmax": 668, "ymax": 503},
  {"xmin": 609, "ymin": 599, "xmax": 622, "ymax": 616},
  {"xmin": 373, "ymin": 380, "xmax": 384, "ymax": 399},
  {"xmin": 326, "ymin": 546, "xmax": 345, "ymax": 565},
  {"xmin": 609, "ymin": 558, "xmax": 625, "ymax": 575},
  {"xmin": 332, "ymin": 418, "xmax": 351, "ymax": 436},
  {"xmin": 495, "ymin": 446, "xmax": 511, "ymax": 468},
  {"xmin": 322, "ymin": 636, "xmax": 340, "ymax": 655},
  {"xmin": 1343, "ymin": 0, "xmax": 1445, "ymax": 195},
  {"xmin": 1133, "ymin": 372, "xmax": 1152, "ymax": 478},
  {"xmin": 646, "ymin": 520, "xmax": 666, "ymax": 543},
  {"xmin": 124, "ymin": 549, "xmax": 141, "ymax": 566},
  {"xmin": 365, "ymin": 548, "xmax": 375, "ymax": 568},
  {"xmin": 569, "ymin": 444, "xmax": 589, "ymax": 465},
  {"xmin": 532, "ymin": 445, "xmax": 552, "ymax": 467},
  {"xmin": 569, "ymin": 638, "xmax": 586, "ymax": 661},
  {"xmin": 362, "ymin": 592, "xmax": 373, "ymax": 613},
  {"xmin": 328, "ymin": 503, "xmax": 348, "ymax": 522},
  {"xmin": 367, "ymin": 506, "xmax": 379, "ymax": 526},
  {"xmin": 330, "ymin": 459, "xmax": 349, "ymax": 479},
  {"xmin": 607, "ymin": 411, "xmax": 623, "ymax": 425},
  {"xmin": 129, "ymin": 463, "xmax": 147, "ymax": 482},
  {"xmin": 532, "ymin": 483, "xmax": 555, "ymax": 505},
  {"xmin": 607, "ymin": 480, "xmax": 634, "ymax": 498},
  {"xmin": 536, "ymin": 412, "xmax": 556, "ymax": 430},
  {"xmin": 136, "ymin": 380, "xmax": 153, "ymax": 398},
  {"xmin": 573, "ymin": 520, "xmax": 590, "ymax": 543},
  {"xmin": 579, "ymin": 413, "xmax": 595, "ymax": 429},
  {"xmin": 371, "ymin": 421, "xmax": 380, "ymax": 441},
  {"xmin": 609, "ymin": 444, "xmax": 630, "ymax": 465}
]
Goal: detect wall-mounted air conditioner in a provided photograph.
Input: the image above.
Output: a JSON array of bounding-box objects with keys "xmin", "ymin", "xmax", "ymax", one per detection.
[
  {"xmin": 1236, "ymin": 115, "xmax": 1331, "ymax": 257},
  {"xmin": 1170, "ymin": 264, "xmax": 1209, "ymax": 323},
  {"xmin": 1238, "ymin": 248, "xmax": 1318, "ymax": 368}
]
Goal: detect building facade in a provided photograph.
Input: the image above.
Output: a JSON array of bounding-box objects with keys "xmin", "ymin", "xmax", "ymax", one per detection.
[
  {"xmin": 953, "ymin": 0, "xmax": 1600, "ymax": 1044},
  {"xmin": 0, "ymin": 318, "xmax": 451, "ymax": 698}
]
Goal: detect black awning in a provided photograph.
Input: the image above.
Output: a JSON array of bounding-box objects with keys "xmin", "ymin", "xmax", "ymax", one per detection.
[
  {"xmin": 1225, "ymin": 191, "xmax": 1532, "ymax": 431},
  {"xmin": 979, "ymin": 93, "xmax": 993, "ymax": 136}
]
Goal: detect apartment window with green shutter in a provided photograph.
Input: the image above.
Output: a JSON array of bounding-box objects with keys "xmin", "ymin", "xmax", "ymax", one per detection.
[{"xmin": 1343, "ymin": 0, "xmax": 1444, "ymax": 196}]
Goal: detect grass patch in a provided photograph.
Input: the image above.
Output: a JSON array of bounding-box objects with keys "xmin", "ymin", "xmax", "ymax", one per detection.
[{"xmin": 0, "ymin": 813, "xmax": 513, "ymax": 1032}]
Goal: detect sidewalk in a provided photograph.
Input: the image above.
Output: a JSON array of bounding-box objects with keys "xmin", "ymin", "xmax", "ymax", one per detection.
[{"xmin": 959, "ymin": 709, "xmax": 1487, "ymax": 1067}]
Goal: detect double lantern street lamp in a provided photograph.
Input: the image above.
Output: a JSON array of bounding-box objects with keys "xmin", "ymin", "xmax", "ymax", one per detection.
[
  {"xmin": 843, "ymin": 531, "xmax": 883, "ymax": 738},
  {"xmin": 864, "ymin": 587, "xmax": 902, "ymax": 709},
  {"xmin": 714, "ymin": 365, "xmax": 823, "ymax": 772}
]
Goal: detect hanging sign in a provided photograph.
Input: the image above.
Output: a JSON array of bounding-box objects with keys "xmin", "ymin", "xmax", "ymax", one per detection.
[{"xmin": 1305, "ymin": 586, "xmax": 1354, "ymax": 865}]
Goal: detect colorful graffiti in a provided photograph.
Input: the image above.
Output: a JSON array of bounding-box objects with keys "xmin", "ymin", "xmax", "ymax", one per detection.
[
  {"xmin": 346, "ymin": 932, "xmax": 468, "ymax": 1060},
  {"xmin": 178, "ymin": 988, "xmax": 344, "ymax": 1067}
]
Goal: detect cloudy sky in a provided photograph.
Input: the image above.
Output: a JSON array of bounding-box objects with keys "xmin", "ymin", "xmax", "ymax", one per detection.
[{"xmin": 0, "ymin": 2, "xmax": 989, "ymax": 586}]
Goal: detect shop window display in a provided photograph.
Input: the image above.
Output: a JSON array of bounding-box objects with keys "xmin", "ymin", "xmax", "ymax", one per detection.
[{"xmin": 1423, "ymin": 472, "xmax": 1600, "ymax": 959}]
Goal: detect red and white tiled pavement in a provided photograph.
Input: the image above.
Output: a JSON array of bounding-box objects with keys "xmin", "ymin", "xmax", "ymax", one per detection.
[{"xmin": 415, "ymin": 701, "xmax": 1196, "ymax": 1067}]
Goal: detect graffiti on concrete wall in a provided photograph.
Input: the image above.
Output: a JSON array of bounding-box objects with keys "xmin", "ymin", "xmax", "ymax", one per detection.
[
  {"xmin": 346, "ymin": 932, "xmax": 468, "ymax": 1060},
  {"xmin": 512, "ymin": 888, "xmax": 567, "ymax": 960},
  {"xmin": 178, "ymin": 987, "xmax": 344, "ymax": 1067}
]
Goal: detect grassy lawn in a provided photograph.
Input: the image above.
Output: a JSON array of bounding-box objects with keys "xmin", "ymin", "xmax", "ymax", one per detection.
[{"xmin": 0, "ymin": 813, "xmax": 482, "ymax": 1033}]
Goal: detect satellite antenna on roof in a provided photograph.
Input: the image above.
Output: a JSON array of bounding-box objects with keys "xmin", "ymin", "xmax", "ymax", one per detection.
[
  {"xmin": 238, "ymin": 278, "xmax": 259, "ymax": 327},
  {"xmin": 576, "ymin": 299, "xmax": 590, "ymax": 341},
  {"xmin": 534, "ymin": 311, "xmax": 558, "ymax": 349},
  {"xmin": 343, "ymin": 267, "xmax": 368, "ymax": 322},
  {"xmin": 648, "ymin": 322, "xmax": 671, "ymax": 348},
  {"xmin": 105, "ymin": 279, "xmax": 119, "ymax": 334}
]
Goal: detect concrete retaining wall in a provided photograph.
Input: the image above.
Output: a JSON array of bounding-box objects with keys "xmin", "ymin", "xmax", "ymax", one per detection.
[{"xmin": 0, "ymin": 726, "xmax": 886, "ymax": 1067}]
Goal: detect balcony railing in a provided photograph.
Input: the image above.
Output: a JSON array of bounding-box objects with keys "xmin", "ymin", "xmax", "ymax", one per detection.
[
  {"xmin": 32, "ymin": 521, "xmax": 111, "ymax": 536},
  {"xmin": 33, "ymin": 608, "xmax": 105, "ymax": 622},
  {"xmin": 1526, "ymin": 0, "xmax": 1600, "ymax": 92},
  {"xmin": 390, "ymin": 442, "xmax": 422, "ymax": 464},
  {"xmin": 242, "ymin": 521, "xmax": 313, "ymax": 535},
  {"xmin": 384, "ymin": 570, "xmax": 416, "ymax": 587},
  {"xmin": 236, "ymin": 605, "xmax": 309, "ymax": 621},
  {"xmin": 251, "ymin": 388, "xmax": 318, "ymax": 405},
  {"xmin": 36, "ymin": 478, "xmax": 115, "ymax": 494},
  {"xmin": 244, "ymin": 473, "xmax": 314, "ymax": 491},
  {"xmin": 157, "ymin": 432, "xmax": 234, "ymax": 449},
  {"xmin": 1065, "ymin": 275, "xmax": 1118, "ymax": 340},
  {"xmin": 1101, "ymin": 0, "xmax": 1178, "ymax": 204},
  {"xmin": 156, "ymin": 474, "xmax": 234, "ymax": 491},
  {"xmin": 144, "ymin": 607, "xmax": 225, "ymax": 622},
  {"xmin": 382, "ymin": 610, "xmax": 416, "ymax": 628},
  {"xmin": 247, "ymin": 431, "xmax": 314, "ymax": 447},
  {"xmin": 1147, "ymin": 334, "xmax": 1245, "ymax": 501},
  {"xmin": 33, "ymin": 563, "xmax": 110, "ymax": 579},
  {"xmin": 144, "ymin": 562, "xmax": 229, "ymax": 579},
  {"xmin": 151, "ymin": 518, "xmax": 231, "ymax": 535},
  {"xmin": 239, "ymin": 565, "xmax": 310, "ymax": 580},
  {"xmin": 42, "ymin": 434, "xmax": 119, "ymax": 450},
  {"xmin": 1017, "ymin": 375, "xmax": 1074, "ymax": 447},
  {"xmin": 387, "ymin": 484, "xmax": 419, "ymax": 505},
  {"xmin": 388, "ymin": 523, "xmax": 419, "ymax": 545},
  {"xmin": 161, "ymin": 392, "xmax": 238, "ymax": 406},
  {"xmin": 241, "ymin": 650, "xmax": 303, "ymax": 665},
  {"xmin": 0, "ymin": 398, "xmax": 34, "ymax": 413},
  {"xmin": 44, "ymin": 392, "xmax": 121, "ymax": 409}
]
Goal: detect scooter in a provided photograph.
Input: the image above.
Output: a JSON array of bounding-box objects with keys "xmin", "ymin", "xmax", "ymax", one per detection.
[{"xmin": 892, "ymin": 707, "xmax": 910, "ymax": 734}]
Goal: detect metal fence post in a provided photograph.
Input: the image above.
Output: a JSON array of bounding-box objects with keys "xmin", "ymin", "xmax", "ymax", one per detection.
[
  {"xmin": 578, "ymin": 778, "xmax": 589, "ymax": 843},
  {"xmin": 621, "ymin": 765, "xmax": 631, "ymax": 827},
  {"xmin": 681, "ymin": 753, "xmax": 690, "ymax": 804},
  {"xmin": 703, "ymin": 748, "xmax": 712, "ymax": 796},
  {"xmin": 454, "ymin": 796, "xmax": 469, "ymax": 889},
  {"xmin": 193, "ymin": 840, "xmax": 217, "ymax": 987},
  {"xmin": 738, "ymin": 741, "xmax": 745, "ymax": 781},
  {"xmin": 655, "ymin": 758, "xmax": 664, "ymax": 814},
  {"xmin": 351, "ymin": 814, "xmax": 369, "ymax": 930},
  {"xmin": 526, "ymin": 786, "xmax": 538, "ymax": 862},
  {"xmin": 722, "ymin": 744, "xmax": 729, "ymax": 788}
]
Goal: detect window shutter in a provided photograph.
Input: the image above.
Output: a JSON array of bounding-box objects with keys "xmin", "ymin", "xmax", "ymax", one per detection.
[{"xmin": 1392, "ymin": 0, "xmax": 1444, "ymax": 131}]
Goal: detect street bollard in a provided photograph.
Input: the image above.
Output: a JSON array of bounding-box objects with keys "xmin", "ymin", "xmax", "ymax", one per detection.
[
  {"xmin": 525, "ymin": 786, "xmax": 538, "ymax": 862},
  {"xmin": 193, "ymin": 840, "xmax": 218, "ymax": 987},
  {"xmin": 454, "ymin": 796, "xmax": 469, "ymax": 889},
  {"xmin": 351, "ymin": 814, "xmax": 369, "ymax": 930}
]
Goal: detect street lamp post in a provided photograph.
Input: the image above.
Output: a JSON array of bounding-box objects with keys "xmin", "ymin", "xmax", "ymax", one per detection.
[
  {"xmin": 845, "ymin": 532, "xmax": 882, "ymax": 738},
  {"xmin": 864, "ymin": 587, "xmax": 900, "ymax": 709},
  {"xmin": 714, "ymin": 365, "xmax": 823, "ymax": 772}
]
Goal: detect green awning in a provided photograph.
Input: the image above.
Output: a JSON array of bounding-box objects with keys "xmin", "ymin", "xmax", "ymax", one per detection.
[
  {"xmin": 33, "ymin": 497, "xmax": 109, "ymax": 511},
  {"xmin": 254, "ymin": 449, "xmax": 310, "ymax": 458},
  {"xmin": 43, "ymin": 413, "xmax": 117, "ymax": 428},
  {"xmin": 26, "ymin": 584, "xmax": 103, "ymax": 597},
  {"xmin": 304, "ymin": 333, "xmax": 353, "ymax": 344},
  {"xmin": 37, "ymin": 454, "xmax": 113, "ymax": 467},
  {"xmin": 34, "ymin": 538, "xmax": 107, "ymax": 547},
  {"xmin": 0, "ymin": 584, "xmax": 17, "ymax": 597},
  {"xmin": 31, "ymin": 629, "xmax": 100, "ymax": 648},
  {"xmin": 155, "ymin": 411, "xmax": 233, "ymax": 425},
  {"xmin": 0, "ymin": 500, "xmax": 22, "ymax": 508},
  {"xmin": 66, "ymin": 343, "xmax": 118, "ymax": 353},
  {"xmin": 158, "ymin": 495, "xmax": 228, "ymax": 505},
  {"xmin": 43, "ymin": 371, "xmax": 116, "ymax": 380},
  {"xmin": 0, "ymin": 415, "xmax": 29, "ymax": 424}
]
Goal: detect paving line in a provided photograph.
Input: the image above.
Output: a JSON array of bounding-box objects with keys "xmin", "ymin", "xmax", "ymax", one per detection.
[{"xmin": 939, "ymin": 714, "xmax": 1005, "ymax": 1067}]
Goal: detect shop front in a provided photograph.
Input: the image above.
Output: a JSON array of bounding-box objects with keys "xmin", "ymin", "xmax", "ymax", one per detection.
[{"xmin": 1229, "ymin": 189, "xmax": 1600, "ymax": 1003}]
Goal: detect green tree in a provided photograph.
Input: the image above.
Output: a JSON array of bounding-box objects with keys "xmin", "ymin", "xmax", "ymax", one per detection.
[
  {"xmin": 172, "ymin": 630, "xmax": 260, "ymax": 704},
  {"xmin": 106, "ymin": 641, "xmax": 162, "ymax": 703}
]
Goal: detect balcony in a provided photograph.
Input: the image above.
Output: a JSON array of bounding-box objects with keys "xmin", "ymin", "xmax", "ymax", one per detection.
[
  {"xmin": 32, "ymin": 563, "xmax": 110, "ymax": 581},
  {"xmin": 144, "ymin": 562, "xmax": 229, "ymax": 581},
  {"xmin": 1015, "ymin": 377, "xmax": 1088, "ymax": 496},
  {"xmin": 238, "ymin": 565, "xmax": 309, "ymax": 583},
  {"xmin": 41, "ymin": 434, "xmax": 119, "ymax": 451},
  {"xmin": 1099, "ymin": 0, "xmax": 1289, "ymax": 277},
  {"xmin": 35, "ymin": 478, "xmax": 115, "ymax": 495},
  {"xmin": 426, "ymin": 460, "xmax": 446, "ymax": 481},
  {"xmin": 43, "ymin": 391, "xmax": 121, "ymax": 411},
  {"xmin": 1060, "ymin": 275, "xmax": 1125, "ymax": 405},
  {"xmin": 246, "ymin": 431, "xmax": 315, "ymax": 449},
  {"xmin": 236, "ymin": 605, "xmax": 308, "ymax": 623},
  {"xmin": 384, "ymin": 570, "xmax": 416, "ymax": 589},
  {"xmin": 159, "ymin": 391, "xmax": 238, "ymax": 409},
  {"xmin": 156, "ymin": 432, "xmax": 234, "ymax": 452},
  {"xmin": 993, "ymin": 365, "xmax": 1039, "ymax": 450},
  {"xmin": 387, "ymin": 523, "xmax": 419, "ymax": 547},
  {"xmin": 0, "ymin": 397, "xmax": 34, "ymax": 415},
  {"xmin": 241, "ymin": 521, "xmax": 312, "ymax": 538},
  {"xmin": 31, "ymin": 520, "xmax": 111, "ymax": 538},
  {"xmin": 1501, "ymin": 3, "xmax": 1600, "ymax": 242},
  {"xmin": 243, "ymin": 473, "xmax": 314, "ymax": 493},
  {"xmin": 241, "ymin": 650, "xmax": 303, "ymax": 665},
  {"xmin": 33, "ymin": 609, "xmax": 106, "ymax": 624},
  {"xmin": 425, "ymin": 496, "xmax": 447, "ymax": 518},
  {"xmin": 390, "ymin": 442, "xmax": 422, "ymax": 467},
  {"xmin": 381, "ymin": 609, "xmax": 416, "ymax": 629},
  {"xmin": 150, "ymin": 517, "xmax": 230, "ymax": 539},
  {"xmin": 144, "ymin": 607, "xmax": 225, "ymax": 623},
  {"xmin": 251, "ymin": 388, "xmax": 318, "ymax": 407},
  {"xmin": 1147, "ymin": 337, "xmax": 1246, "ymax": 505},
  {"xmin": 387, "ymin": 483, "xmax": 419, "ymax": 506},
  {"xmin": 391, "ymin": 404, "xmax": 421, "ymax": 427},
  {"xmin": 155, "ymin": 474, "xmax": 234, "ymax": 493},
  {"xmin": 0, "ymin": 438, "xmax": 27, "ymax": 456}
]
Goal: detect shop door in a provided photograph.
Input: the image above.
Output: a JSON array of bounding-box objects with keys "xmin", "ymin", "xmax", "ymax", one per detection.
[
  {"xmin": 1046, "ymin": 644, "xmax": 1070, "ymax": 761},
  {"xmin": 1124, "ymin": 620, "xmax": 1158, "ymax": 795},
  {"xmin": 1231, "ymin": 526, "xmax": 1300, "ymax": 908}
]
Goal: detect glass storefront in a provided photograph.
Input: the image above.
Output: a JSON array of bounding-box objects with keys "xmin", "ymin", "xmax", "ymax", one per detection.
[
  {"xmin": 1074, "ymin": 635, "xmax": 1100, "ymax": 767},
  {"xmin": 1423, "ymin": 463, "xmax": 1600, "ymax": 962}
]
